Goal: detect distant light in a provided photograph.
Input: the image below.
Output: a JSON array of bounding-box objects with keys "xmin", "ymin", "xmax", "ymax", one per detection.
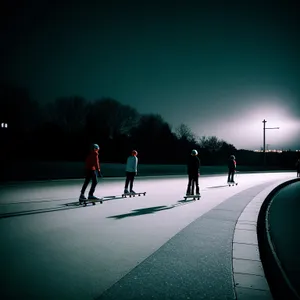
[
  {"xmin": 1, "ymin": 123, "xmax": 8, "ymax": 128},
  {"xmin": 254, "ymin": 149, "xmax": 286, "ymax": 153}
]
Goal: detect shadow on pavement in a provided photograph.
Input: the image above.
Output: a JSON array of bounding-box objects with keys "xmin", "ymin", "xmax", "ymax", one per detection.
[
  {"xmin": 102, "ymin": 196, "xmax": 127, "ymax": 202},
  {"xmin": 177, "ymin": 199, "xmax": 197, "ymax": 203},
  {"xmin": 107, "ymin": 205, "xmax": 174, "ymax": 219},
  {"xmin": 207, "ymin": 185, "xmax": 228, "ymax": 189},
  {"xmin": 107, "ymin": 199, "xmax": 195, "ymax": 219},
  {"xmin": 0, "ymin": 204, "xmax": 83, "ymax": 219},
  {"xmin": 0, "ymin": 198, "xmax": 74, "ymax": 205},
  {"xmin": 0, "ymin": 197, "xmax": 196, "ymax": 220}
]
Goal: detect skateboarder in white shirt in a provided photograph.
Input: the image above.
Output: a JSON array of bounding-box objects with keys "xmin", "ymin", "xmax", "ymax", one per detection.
[{"xmin": 124, "ymin": 150, "xmax": 138, "ymax": 194}]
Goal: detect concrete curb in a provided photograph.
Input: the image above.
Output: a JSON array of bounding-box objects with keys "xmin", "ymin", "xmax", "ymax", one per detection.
[
  {"xmin": 231, "ymin": 180, "xmax": 289, "ymax": 299},
  {"xmin": 257, "ymin": 178, "xmax": 300, "ymax": 300}
]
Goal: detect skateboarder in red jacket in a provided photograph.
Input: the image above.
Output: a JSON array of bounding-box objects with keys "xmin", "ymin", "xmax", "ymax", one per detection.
[
  {"xmin": 227, "ymin": 155, "xmax": 236, "ymax": 183},
  {"xmin": 79, "ymin": 144, "xmax": 102, "ymax": 202}
]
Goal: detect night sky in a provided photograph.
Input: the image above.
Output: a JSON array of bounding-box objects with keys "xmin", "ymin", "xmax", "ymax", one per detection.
[{"xmin": 1, "ymin": 0, "xmax": 300, "ymax": 150}]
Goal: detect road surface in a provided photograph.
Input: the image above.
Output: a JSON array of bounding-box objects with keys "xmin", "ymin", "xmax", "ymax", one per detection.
[
  {"xmin": 0, "ymin": 172, "xmax": 296, "ymax": 299},
  {"xmin": 267, "ymin": 180, "xmax": 300, "ymax": 299}
]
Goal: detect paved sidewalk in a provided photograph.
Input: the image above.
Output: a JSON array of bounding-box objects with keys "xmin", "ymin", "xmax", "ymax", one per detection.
[{"xmin": 97, "ymin": 181, "xmax": 289, "ymax": 300}]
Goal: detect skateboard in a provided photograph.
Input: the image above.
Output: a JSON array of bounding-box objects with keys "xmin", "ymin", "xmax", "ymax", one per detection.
[
  {"xmin": 121, "ymin": 192, "xmax": 146, "ymax": 198},
  {"xmin": 80, "ymin": 198, "xmax": 103, "ymax": 207},
  {"xmin": 184, "ymin": 194, "xmax": 201, "ymax": 201},
  {"xmin": 228, "ymin": 171, "xmax": 239, "ymax": 186}
]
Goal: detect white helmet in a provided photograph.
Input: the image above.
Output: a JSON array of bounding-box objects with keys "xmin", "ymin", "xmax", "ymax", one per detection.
[{"xmin": 191, "ymin": 149, "xmax": 198, "ymax": 155}]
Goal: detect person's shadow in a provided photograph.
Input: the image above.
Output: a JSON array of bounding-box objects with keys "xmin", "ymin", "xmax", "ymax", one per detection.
[
  {"xmin": 107, "ymin": 199, "xmax": 195, "ymax": 220},
  {"xmin": 107, "ymin": 206, "xmax": 173, "ymax": 219},
  {"xmin": 207, "ymin": 185, "xmax": 228, "ymax": 189}
]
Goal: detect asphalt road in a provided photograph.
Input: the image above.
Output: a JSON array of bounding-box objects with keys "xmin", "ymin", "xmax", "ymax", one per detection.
[
  {"xmin": 267, "ymin": 180, "xmax": 300, "ymax": 298},
  {"xmin": 0, "ymin": 172, "xmax": 296, "ymax": 299}
]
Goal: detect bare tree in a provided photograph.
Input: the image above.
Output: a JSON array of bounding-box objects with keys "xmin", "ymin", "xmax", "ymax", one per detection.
[
  {"xmin": 129, "ymin": 113, "xmax": 177, "ymax": 162},
  {"xmin": 46, "ymin": 96, "xmax": 89, "ymax": 134},
  {"xmin": 199, "ymin": 135, "xmax": 223, "ymax": 152},
  {"xmin": 174, "ymin": 123, "xmax": 195, "ymax": 142},
  {"xmin": 130, "ymin": 113, "xmax": 176, "ymax": 145},
  {"xmin": 88, "ymin": 98, "xmax": 140, "ymax": 139}
]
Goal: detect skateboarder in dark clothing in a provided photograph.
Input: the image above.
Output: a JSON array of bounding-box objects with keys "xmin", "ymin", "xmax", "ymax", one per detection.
[
  {"xmin": 187, "ymin": 149, "xmax": 200, "ymax": 195},
  {"xmin": 227, "ymin": 155, "xmax": 236, "ymax": 183},
  {"xmin": 296, "ymin": 159, "xmax": 300, "ymax": 177},
  {"xmin": 79, "ymin": 144, "xmax": 102, "ymax": 202}
]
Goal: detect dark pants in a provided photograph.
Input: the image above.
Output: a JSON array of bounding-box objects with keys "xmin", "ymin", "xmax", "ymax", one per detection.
[
  {"xmin": 228, "ymin": 169, "xmax": 235, "ymax": 182},
  {"xmin": 125, "ymin": 172, "xmax": 136, "ymax": 191},
  {"xmin": 187, "ymin": 173, "xmax": 199, "ymax": 194},
  {"xmin": 297, "ymin": 170, "xmax": 300, "ymax": 177},
  {"xmin": 81, "ymin": 170, "xmax": 98, "ymax": 196}
]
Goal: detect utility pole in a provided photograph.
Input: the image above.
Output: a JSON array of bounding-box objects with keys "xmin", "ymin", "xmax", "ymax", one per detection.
[
  {"xmin": 262, "ymin": 119, "xmax": 279, "ymax": 168},
  {"xmin": 263, "ymin": 119, "xmax": 266, "ymax": 167}
]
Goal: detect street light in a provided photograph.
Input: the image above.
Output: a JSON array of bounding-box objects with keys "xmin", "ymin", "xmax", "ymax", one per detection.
[
  {"xmin": 1, "ymin": 123, "xmax": 8, "ymax": 128},
  {"xmin": 262, "ymin": 119, "xmax": 279, "ymax": 167}
]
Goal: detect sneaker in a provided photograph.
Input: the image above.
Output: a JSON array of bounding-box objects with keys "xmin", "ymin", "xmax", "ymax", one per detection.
[
  {"xmin": 79, "ymin": 194, "xmax": 87, "ymax": 202},
  {"xmin": 88, "ymin": 195, "xmax": 99, "ymax": 200},
  {"xmin": 124, "ymin": 189, "xmax": 129, "ymax": 194},
  {"xmin": 130, "ymin": 190, "xmax": 136, "ymax": 194}
]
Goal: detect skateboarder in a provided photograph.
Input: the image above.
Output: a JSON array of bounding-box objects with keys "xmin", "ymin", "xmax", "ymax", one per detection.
[
  {"xmin": 296, "ymin": 158, "xmax": 300, "ymax": 177},
  {"xmin": 79, "ymin": 144, "xmax": 102, "ymax": 202},
  {"xmin": 186, "ymin": 149, "xmax": 200, "ymax": 195},
  {"xmin": 227, "ymin": 155, "xmax": 236, "ymax": 183},
  {"xmin": 124, "ymin": 150, "xmax": 138, "ymax": 194}
]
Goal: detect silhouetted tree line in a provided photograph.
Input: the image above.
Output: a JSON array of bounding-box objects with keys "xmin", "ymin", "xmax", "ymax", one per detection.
[{"xmin": 0, "ymin": 82, "xmax": 298, "ymax": 167}]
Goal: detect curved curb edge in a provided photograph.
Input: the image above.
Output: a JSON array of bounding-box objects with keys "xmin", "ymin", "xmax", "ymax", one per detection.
[
  {"xmin": 232, "ymin": 178, "xmax": 298, "ymax": 299},
  {"xmin": 258, "ymin": 178, "xmax": 300, "ymax": 300}
]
